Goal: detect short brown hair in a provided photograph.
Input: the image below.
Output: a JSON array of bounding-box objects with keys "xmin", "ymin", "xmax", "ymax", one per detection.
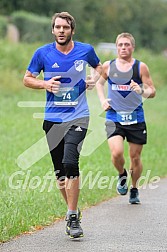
[
  {"xmin": 116, "ymin": 32, "xmax": 135, "ymax": 48},
  {"xmin": 51, "ymin": 12, "xmax": 76, "ymax": 31}
]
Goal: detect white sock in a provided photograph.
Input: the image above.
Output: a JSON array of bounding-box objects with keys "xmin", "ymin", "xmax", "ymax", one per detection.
[{"xmin": 67, "ymin": 209, "xmax": 77, "ymax": 217}]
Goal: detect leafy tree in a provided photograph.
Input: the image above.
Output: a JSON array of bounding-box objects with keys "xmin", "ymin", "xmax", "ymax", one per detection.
[{"xmin": 0, "ymin": 0, "xmax": 167, "ymax": 51}]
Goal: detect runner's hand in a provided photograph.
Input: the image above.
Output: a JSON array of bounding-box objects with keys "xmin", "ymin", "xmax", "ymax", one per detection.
[
  {"xmin": 43, "ymin": 76, "xmax": 61, "ymax": 93},
  {"xmin": 86, "ymin": 75, "xmax": 96, "ymax": 90},
  {"xmin": 130, "ymin": 80, "xmax": 143, "ymax": 95},
  {"xmin": 102, "ymin": 99, "xmax": 111, "ymax": 111}
]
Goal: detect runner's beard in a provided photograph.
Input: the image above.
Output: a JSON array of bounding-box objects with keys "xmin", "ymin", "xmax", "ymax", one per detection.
[{"xmin": 55, "ymin": 34, "xmax": 72, "ymax": 46}]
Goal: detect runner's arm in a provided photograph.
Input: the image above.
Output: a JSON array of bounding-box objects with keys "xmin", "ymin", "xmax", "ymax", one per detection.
[
  {"xmin": 23, "ymin": 70, "xmax": 61, "ymax": 93},
  {"xmin": 140, "ymin": 62, "xmax": 156, "ymax": 98},
  {"xmin": 130, "ymin": 62, "xmax": 156, "ymax": 98},
  {"xmin": 86, "ymin": 63, "xmax": 102, "ymax": 90},
  {"xmin": 96, "ymin": 61, "xmax": 111, "ymax": 111}
]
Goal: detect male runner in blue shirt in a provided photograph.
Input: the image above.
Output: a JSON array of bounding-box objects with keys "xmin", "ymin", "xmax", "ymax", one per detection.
[
  {"xmin": 96, "ymin": 32, "xmax": 156, "ymax": 204},
  {"xmin": 23, "ymin": 12, "xmax": 102, "ymax": 239}
]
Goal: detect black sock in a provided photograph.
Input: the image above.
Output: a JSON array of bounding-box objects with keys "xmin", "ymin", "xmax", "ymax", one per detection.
[{"xmin": 119, "ymin": 169, "xmax": 127, "ymax": 186}]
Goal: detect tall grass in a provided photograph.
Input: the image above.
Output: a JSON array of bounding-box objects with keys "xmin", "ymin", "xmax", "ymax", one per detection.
[{"xmin": 0, "ymin": 40, "xmax": 167, "ymax": 242}]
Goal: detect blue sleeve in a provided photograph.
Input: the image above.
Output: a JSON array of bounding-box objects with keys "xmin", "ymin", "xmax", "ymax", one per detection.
[
  {"xmin": 27, "ymin": 49, "xmax": 44, "ymax": 76},
  {"xmin": 87, "ymin": 46, "xmax": 100, "ymax": 68}
]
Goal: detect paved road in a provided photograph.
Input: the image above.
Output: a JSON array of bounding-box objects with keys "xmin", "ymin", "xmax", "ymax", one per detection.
[{"xmin": 1, "ymin": 178, "xmax": 167, "ymax": 252}]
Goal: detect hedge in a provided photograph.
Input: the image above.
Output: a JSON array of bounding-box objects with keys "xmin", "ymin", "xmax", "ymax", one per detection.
[
  {"xmin": 11, "ymin": 11, "xmax": 53, "ymax": 43},
  {"xmin": 0, "ymin": 15, "xmax": 8, "ymax": 38}
]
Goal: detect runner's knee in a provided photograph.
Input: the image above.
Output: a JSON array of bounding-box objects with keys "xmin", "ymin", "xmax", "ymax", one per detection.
[{"xmin": 63, "ymin": 163, "xmax": 79, "ymax": 178}]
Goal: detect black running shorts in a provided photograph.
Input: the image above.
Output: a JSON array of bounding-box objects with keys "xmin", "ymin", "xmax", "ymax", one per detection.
[
  {"xmin": 105, "ymin": 121, "xmax": 147, "ymax": 145},
  {"xmin": 43, "ymin": 117, "xmax": 89, "ymax": 176}
]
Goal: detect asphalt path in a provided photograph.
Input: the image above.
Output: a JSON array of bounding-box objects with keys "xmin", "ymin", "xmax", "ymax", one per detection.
[{"xmin": 1, "ymin": 178, "xmax": 167, "ymax": 252}]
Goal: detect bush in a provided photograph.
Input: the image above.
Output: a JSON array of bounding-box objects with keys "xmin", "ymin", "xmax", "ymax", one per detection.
[
  {"xmin": 0, "ymin": 15, "xmax": 8, "ymax": 38},
  {"xmin": 11, "ymin": 11, "xmax": 53, "ymax": 43}
]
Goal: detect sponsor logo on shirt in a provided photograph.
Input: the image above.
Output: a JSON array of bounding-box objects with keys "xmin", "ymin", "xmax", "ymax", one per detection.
[{"xmin": 112, "ymin": 84, "xmax": 130, "ymax": 91}]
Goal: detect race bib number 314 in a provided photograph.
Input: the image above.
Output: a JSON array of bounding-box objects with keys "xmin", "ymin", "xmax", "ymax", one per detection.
[{"xmin": 117, "ymin": 111, "xmax": 137, "ymax": 125}]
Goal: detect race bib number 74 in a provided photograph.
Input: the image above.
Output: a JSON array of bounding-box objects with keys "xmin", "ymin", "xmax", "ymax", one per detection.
[{"xmin": 54, "ymin": 86, "xmax": 79, "ymax": 106}]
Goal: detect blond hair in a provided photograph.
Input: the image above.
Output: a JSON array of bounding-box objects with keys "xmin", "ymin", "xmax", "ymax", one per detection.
[{"xmin": 116, "ymin": 33, "xmax": 135, "ymax": 48}]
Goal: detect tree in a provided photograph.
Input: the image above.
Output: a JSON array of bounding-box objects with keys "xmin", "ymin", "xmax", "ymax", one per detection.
[{"xmin": 0, "ymin": 0, "xmax": 167, "ymax": 51}]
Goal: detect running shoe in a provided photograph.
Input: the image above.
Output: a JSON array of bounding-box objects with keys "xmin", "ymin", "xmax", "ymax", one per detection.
[
  {"xmin": 65, "ymin": 212, "xmax": 83, "ymax": 239},
  {"xmin": 78, "ymin": 208, "xmax": 82, "ymax": 220},
  {"xmin": 129, "ymin": 187, "xmax": 140, "ymax": 204},
  {"xmin": 117, "ymin": 170, "xmax": 128, "ymax": 195}
]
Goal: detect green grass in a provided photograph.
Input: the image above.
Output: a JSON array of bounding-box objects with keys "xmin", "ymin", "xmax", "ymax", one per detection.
[{"xmin": 0, "ymin": 40, "xmax": 167, "ymax": 242}]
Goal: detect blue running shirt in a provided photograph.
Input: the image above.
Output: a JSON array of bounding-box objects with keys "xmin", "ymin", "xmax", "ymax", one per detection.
[
  {"xmin": 27, "ymin": 41, "xmax": 100, "ymax": 122},
  {"xmin": 106, "ymin": 59, "xmax": 145, "ymax": 125}
]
